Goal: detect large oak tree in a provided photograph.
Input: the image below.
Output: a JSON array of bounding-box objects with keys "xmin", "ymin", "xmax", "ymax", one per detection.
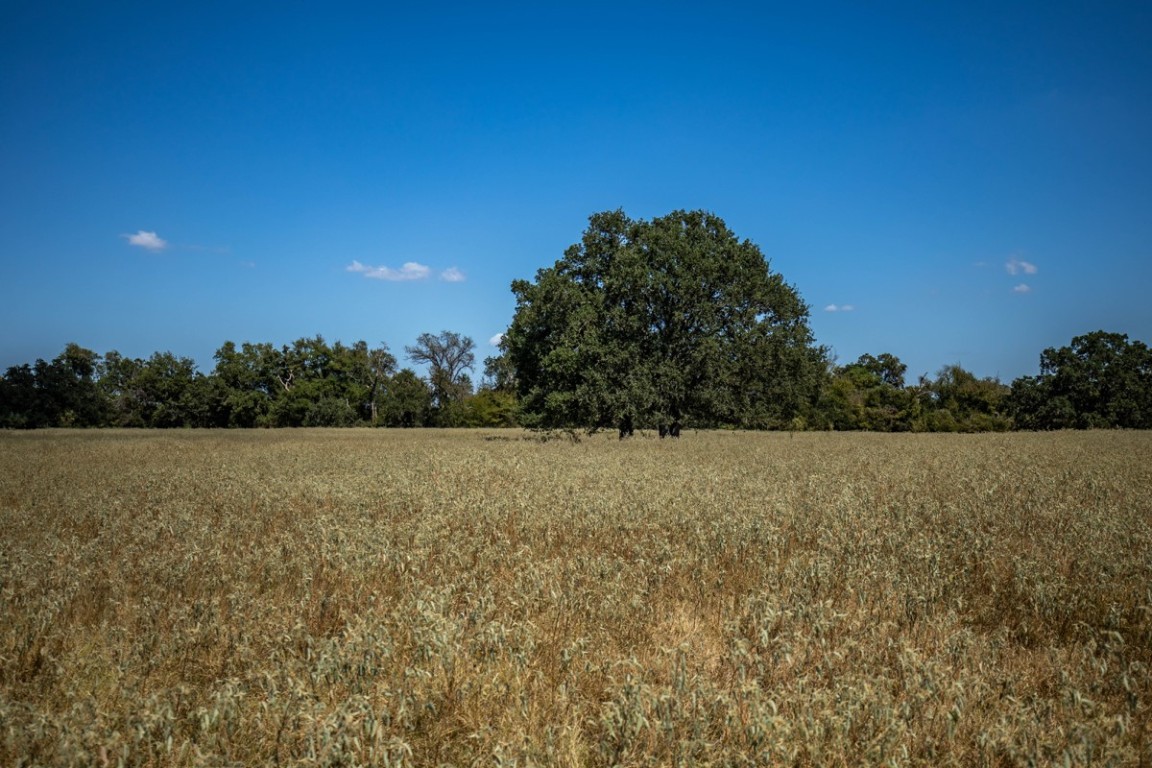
[{"xmin": 505, "ymin": 209, "xmax": 827, "ymax": 431}]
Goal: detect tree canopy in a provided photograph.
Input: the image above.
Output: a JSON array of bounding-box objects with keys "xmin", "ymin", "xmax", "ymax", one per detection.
[
  {"xmin": 405, "ymin": 331, "xmax": 476, "ymax": 427},
  {"xmin": 505, "ymin": 209, "xmax": 827, "ymax": 431},
  {"xmin": 1008, "ymin": 331, "xmax": 1152, "ymax": 429},
  {"xmin": 3, "ymin": 329, "xmax": 1148, "ymax": 433}
]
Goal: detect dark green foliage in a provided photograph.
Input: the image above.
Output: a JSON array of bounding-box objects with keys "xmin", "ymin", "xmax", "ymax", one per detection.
[
  {"xmin": 0, "ymin": 344, "xmax": 108, "ymax": 428},
  {"xmin": 0, "ymin": 364, "xmax": 41, "ymax": 428},
  {"xmin": 211, "ymin": 337, "xmax": 396, "ymax": 427},
  {"xmin": 98, "ymin": 351, "xmax": 217, "ymax": 428},
  {"xmin": 1009, "ymin": 331, "xmax": 1152, "ymax": 429},
  {"xmin": 918, "ymin": 365, "xmax": 1012, "ymax": 432},
  {"xmin": 1, "ymin": 319, "xmax": 1142, "ymax": 433},
  {"xmin": 134, "ymin": 352, "xmax": 202, "ymax": 427},
  {"xmin": 378, "ymin": 369, "xmax": 433, "ymax": 427},
  {"xmin": 505, "ymin": 210, "xmax": 827, "ymax": 431},
  {"xmin": 817, "ymin": 354, "xmax": 918, "ymax": 431},
  {"xmin": 854, "ymin": 353, "xmax": 907, "ymax": 389},
  {"xmin": 2, "ymin": 337, "xmax": 406, "ymax": 429},
  {"xmin": 814, "ymin": 355, "xmax": 1010, "ymax": 432},
  {"xmin": 211, "ymin": 341, "xmax": 278, "ymax": 427}
]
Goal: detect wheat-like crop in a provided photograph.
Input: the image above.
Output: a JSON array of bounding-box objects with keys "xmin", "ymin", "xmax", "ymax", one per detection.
[{"xmin": 1, "ymin": 429, "xmax": 1149, "ymax": 766}]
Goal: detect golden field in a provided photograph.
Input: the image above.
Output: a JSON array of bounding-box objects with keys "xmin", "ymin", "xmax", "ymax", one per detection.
[{"xmin": 1, "ymin": 429, "xmax": 1150, "ymax": 766}]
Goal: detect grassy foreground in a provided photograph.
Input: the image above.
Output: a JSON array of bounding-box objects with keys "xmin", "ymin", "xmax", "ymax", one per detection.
[{"xmin": 1, "ymin": 429, "xmax": 1150, "ymax": 766}]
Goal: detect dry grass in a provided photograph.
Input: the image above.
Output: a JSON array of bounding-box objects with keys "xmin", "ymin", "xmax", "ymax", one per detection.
[{"xmin": 1, "ymin": 429, "xmax": 1150, "ymax": 766}]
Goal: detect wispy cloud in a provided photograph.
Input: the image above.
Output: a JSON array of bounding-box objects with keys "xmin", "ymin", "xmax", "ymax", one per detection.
[
  {"xmin": 489, "ymin": 333, "xmax": 504, "ymax": 347},
  {"xmin": 122, "ymin": 230, "xmax": 230, "ymax": 254},
  {"xmin": 123, "ymin": 230, "xmax": 168, "ymax": 251},
  {"xmin": 824, "ymin": 304, "xmax": 855, "ymax": 312},
  {"xmin": 347, "ymin": 260, "xmax": 431, "ymax": 281},
  {"xmin": 1013, "ymin": 283, "xmax": 1032, "ymax": 294},
  {"xmin": 1005, "ymin": 257, "xmax": 1038, "ymax": 276},
  {"xmin": 440, "ymin": 267, "xmax": 466, "ymax": 282}
]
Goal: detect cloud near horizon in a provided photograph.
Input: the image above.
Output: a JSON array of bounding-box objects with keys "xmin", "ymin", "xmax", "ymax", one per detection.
[
  {"xmin": 347, "ymin": 260, "xmax": 431, "ymax": 281},
  {"xmin": 123, "ymin": 230, "xmax": 168, "ymax": 251}
]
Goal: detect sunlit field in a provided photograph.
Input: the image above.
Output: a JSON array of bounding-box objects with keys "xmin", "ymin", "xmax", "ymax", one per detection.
[{"xmin": 2, "ymin": 429, "xmax": 1150, "ymax": 766}]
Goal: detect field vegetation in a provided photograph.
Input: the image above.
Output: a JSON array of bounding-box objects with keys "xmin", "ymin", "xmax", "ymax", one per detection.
[{"xmin": 1, "ymin": 429, "xmax": 1150, "ymax": 766}]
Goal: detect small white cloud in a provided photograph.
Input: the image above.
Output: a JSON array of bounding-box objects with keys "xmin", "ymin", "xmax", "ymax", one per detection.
[
  {"xmin": 440, "ymin": 267, "xmax": 466, "ymax": 282},
  {"xmin": 1006, "ymin": 257, "xmax": 1038, "ymax": 276},
  {"xmin": 1013, "ymin": 283, "xmax": 1032, "ymax": 293},
  {"xmin": 389, "ymin": 261, "xmax": 431, "ymax": 280},
  {"xmin": 824, "ymin": 304, "xmax": 855, "ymax": 312},
  {"xmin": 124, "ymin": 230, "xmax": 168, "ymax": 251},
  {"xmin": 347, "ymin": 260, "xmax": 431, "ymax": 281},
  {"xmin": 489, "ymin": 333, "xmax": 504, "ymax": 346}
]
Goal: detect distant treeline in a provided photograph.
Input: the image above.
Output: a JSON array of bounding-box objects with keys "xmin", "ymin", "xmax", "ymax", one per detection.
[
  {"xmin": 2, "ymin": 330, "xmax": 1149, "ymax": 431},
  {"xmin": 0, "ymin": 332, "xmax": 515, "ymax": 430},
  {"xmin": 816, "ymin": 330, "xmax": 1152, "ymax": 432}
]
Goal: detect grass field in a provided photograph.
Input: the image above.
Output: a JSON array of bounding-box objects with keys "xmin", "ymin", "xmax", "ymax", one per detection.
[{"xmin": 1, "ymin": 429, "xmax": 1150, "ymax": 766}]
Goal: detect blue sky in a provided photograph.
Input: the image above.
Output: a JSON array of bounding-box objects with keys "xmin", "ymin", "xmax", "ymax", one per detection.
[{"xmin": 2, "ymin": 2, "xmax": 1150, "ymax": 383}]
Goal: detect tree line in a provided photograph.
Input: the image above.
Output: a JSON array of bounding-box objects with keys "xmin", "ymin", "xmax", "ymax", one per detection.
[
  {"xmin": 0, "ymin": 332, "xmax": 516, "ymax": 430},
  {"xmin": 3, "ymin": 209, "xmax": 1150, "ymax": 431},
  {"xmin": 3, "ymin": 332, "xmax": 1148, "ymax": 433}
]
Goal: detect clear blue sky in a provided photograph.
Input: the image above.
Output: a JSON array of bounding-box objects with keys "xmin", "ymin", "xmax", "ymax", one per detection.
[{"xmin": 3, "ymin": 1, "xmax": 1150, "ymax": 382}]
